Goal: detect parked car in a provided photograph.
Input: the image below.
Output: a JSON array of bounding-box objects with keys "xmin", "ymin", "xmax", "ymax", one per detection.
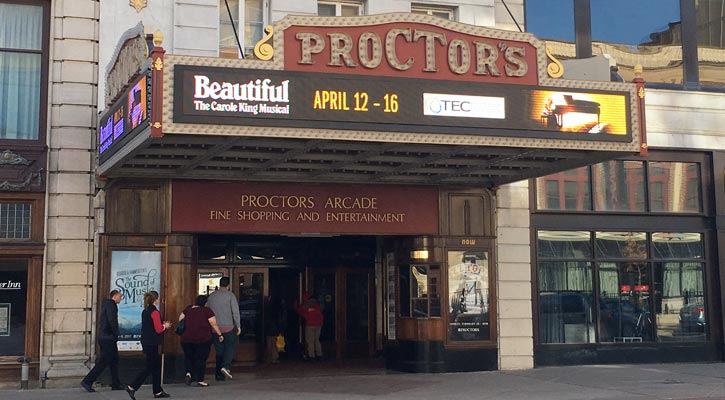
[{"xmin": 679, "ymin": 303, "xmax": 706, "ymax": 333}]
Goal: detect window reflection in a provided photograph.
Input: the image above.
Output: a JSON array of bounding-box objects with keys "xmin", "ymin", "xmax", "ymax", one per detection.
[
  {"xmin": 539, "ymin": 262, "xmax": 594, "ymax": 344},
  {"xmin": 592, "ymin": 161, "xmax": 645, "ymax": 212},
  {"xmin": 648, "ymin": 162, "xmax": 701, "ymax": 213},
  {"xmin": 652, "ymin": 232, "xmax": 703, "ymax": 259},
  {"xmin": 696, "ymin": 1, "xmax": 725, "ymax": 86},
  {"xmin": 525, "ymin": 0, "xmax": 684, "ymax": 84},
  {"xmin": 537, "ymin": 231, "xmax": 592, "ymax": 259},
  {"xmin": 595, "ymin": 232, "xmax": 647, "ymax": 259},
  {"xmin": 536, "ymin": 167, "xmax": 591, "ymax": 211},
  {"xmin": 653, "ymin": 262, "xmax": 705, "ymax": 341},
  {"xmin": 598, "ymin": 262, "xmax": 654, "ymax": 342}
]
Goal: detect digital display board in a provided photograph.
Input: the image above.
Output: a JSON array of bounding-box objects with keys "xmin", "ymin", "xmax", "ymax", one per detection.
[
  {"xmin": 99, "ymin": 73, "xmax": 150, "ymax": 162},
  {"xmin": 173, "ymin": 65, "xmax": 631, "ymax": 142}
]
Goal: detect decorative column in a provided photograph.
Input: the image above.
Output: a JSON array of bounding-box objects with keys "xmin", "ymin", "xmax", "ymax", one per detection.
[
  {"xmin": 42, "ymin": 0, "xmax": 99, "ymax": 384},
  {"xmin": 496, "ymin": 180, "xmax": 534, "ymax": 370}
]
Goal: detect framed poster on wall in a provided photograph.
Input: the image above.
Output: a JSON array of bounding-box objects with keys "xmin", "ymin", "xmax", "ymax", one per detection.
[
  {"xmin": 110, "ymin": 251, "xmax": 161, "ymax": 351},
  {"xmin": 448, "ymin": 251, "xmax": 490, "ymax": 341},
  {"xmin": 0, "ymin": 303, "xmax": 10, "ymax": 336}
]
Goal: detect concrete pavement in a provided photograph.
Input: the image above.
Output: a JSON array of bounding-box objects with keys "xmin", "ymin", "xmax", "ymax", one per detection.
[{"xmin": 3, "ymin": 361, "xmax": 725, "ymax": 400}]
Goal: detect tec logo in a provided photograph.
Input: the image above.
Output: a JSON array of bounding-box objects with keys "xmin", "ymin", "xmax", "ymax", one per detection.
[{"xmin": 426, "ymin": 97, "xmax": 472, "ymax": 114}]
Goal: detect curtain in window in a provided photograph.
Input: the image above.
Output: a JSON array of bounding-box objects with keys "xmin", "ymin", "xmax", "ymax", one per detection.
[
  {"xmin": 0, "ymin": 4, "xmax": 42, "ymax": 140},
  {"xmin": 598, "ymin": 263, "xmax": 619, "ymax": 299},
  {"xmin": 663, "ymin": 263, "xmax": 681, "ymax": 298},
  {"xmin": 682, "ymin": 262, "xmax": 703, "ymax": 304}
]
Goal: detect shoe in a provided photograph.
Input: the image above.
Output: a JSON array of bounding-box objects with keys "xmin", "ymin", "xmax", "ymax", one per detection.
[
  {"xmin": 221, "ymin": 367, "xmax": 233, "ymax": 379},
  {"xmin": 80, "ymin": 381, "xmax": 95, "ymax": 393},
  {"xmin": 126, "ymin": 386, "xmax": 136, "ymax": 400},
  {"xmin": 184, "ymin": 373, "xmax": 191, "ymax": 386},
  {"xmin": 111, "ymin": 385, "xmax": 124, "ymax": 391},
  {"xmin": 197, "ymin": 381, "xmax": 209, "ymax": 387},
  {"xmin": 154, "ymin": 392, "xmax": 171, "ymax": 398}
]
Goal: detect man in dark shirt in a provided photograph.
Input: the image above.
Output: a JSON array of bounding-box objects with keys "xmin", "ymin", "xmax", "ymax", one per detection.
[{"xmin": 81, "ymin": 290, "xmax": 123, "ymax": 392}]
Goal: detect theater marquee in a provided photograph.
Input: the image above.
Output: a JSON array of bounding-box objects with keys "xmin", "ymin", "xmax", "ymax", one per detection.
[{"xmin": 161, "ymin": 13, "xmax": 640, "ymax": 152}]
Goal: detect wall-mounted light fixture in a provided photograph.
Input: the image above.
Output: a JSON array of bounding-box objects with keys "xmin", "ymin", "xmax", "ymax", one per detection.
[{"xmin": 410, "ymin": 250, "xmax": 429, "ymax": 260}]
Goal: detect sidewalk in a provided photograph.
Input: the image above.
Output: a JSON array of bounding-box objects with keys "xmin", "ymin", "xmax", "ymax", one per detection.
[{"xmin": 3, "ymin": 361, "xmax": 725, "ymax": 400}]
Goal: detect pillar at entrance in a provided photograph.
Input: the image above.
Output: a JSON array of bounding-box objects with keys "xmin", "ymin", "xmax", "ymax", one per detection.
[{"xmin": 496, "ymin": 181, "xmax": 534, "ymax": 370}]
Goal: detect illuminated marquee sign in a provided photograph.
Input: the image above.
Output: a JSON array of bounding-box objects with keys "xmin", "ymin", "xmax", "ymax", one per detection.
[
  {"xmin": 282, "ymin": 21, "xmax": 539, "ymax": 86},
  {"xmin": 98, "ymin": 73, "xmax": 150, "ymax": 162},
  {"xmin": 174, "ymin": 65, "xmax": 631, "ymax": 141}
]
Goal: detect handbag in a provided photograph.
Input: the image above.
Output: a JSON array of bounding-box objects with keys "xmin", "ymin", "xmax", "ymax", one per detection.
[
  {"xmin": 275, "ymin": 333, "xmax": 286, "ymax": 352},
  {"xmin": 175, "ymin": 318, "xmax": 186, "ymax": 335}
]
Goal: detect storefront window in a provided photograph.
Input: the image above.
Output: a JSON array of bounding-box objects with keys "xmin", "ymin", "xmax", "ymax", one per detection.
[
  {"xmin": 598, "ymin": 262, "xmax": 654, "ymax": 342},
  {"xmin": 537, "ymin": 159, "xmax": 703, "ymax": 215},
  {"xmin": 538, "ymin": 261, "xmax": 594, "ymax": 344},
  {"xmin": 595, "ymin": 232, "xmax": 647, "ymax": 259},
  {"xmin": 592, "ymin": 161, "xmax": 645, "ymax": 212},
  {"xmin": 537, "ymin": 230, "xmax": 708, "ymax": 345},
  {"xmin": 0, "ymin": 260, "xmax": 28, "ymax": 356},
  {"xmin": 538, "ymin": 231, "xmax": 592, "ymax": 259},
  {"xmin": 652, "ymin": 232, "xmax": 705, "ymax": 341},
  {"xmin": 448, "ymin": 251, "xmax": 490, "ymax": 341},
  {"xmin": 536, "ymin": 167, "xmax": 591, "ymax": 211},
  {"xmin": 648, "ymin": 162, "xmax": 701, "ymax": 213}
]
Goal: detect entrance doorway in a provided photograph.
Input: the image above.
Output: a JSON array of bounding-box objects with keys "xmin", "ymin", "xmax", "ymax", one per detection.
[
  {"xmin": 308, "ymin": 268, "xmax": 374, "ymax": 359},
  {"xmin": 195, "ymin": 235, "xmax": 378, "ymax": 364}
]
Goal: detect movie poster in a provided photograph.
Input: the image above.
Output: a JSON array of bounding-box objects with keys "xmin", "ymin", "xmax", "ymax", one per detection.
[
  {"xmin": 110, "ymin": 251, "xmax": 161, "ymax": 351},
  {"xmin": 448, "ymin": 251, "xmax": 490, "ymax": 341}
]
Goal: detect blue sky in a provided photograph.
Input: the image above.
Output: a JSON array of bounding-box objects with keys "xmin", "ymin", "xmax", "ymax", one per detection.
[{"xmin": 525, "ymin": 0, "xmax": 681, "ymax": 45}]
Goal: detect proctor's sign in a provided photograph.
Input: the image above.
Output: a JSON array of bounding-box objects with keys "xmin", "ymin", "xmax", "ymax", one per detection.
[
  {"xmin": 171, "ymin": 181, "xmax": 439, "ymax": 235},
  {"xmin": 283, "ymin": 22, "xmax": 538, "ymax": 85}
]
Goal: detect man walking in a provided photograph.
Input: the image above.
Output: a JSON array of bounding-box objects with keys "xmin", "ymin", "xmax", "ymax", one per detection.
[
  {"xmin": 81, "ymin": 289, "xmax": 123, "ymax": 392},
  {"xmin": 206, "ymin": 277, "xmax": 240, "ymax": 380}
]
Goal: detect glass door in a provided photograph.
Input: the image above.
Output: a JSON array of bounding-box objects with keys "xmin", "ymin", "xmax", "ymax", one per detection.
[
  {"xmin": 233, "ymin": 268, "xmax": 267, "ymax": 362},
  {"xmin": 196, "ymin": 267, "xmax": 268, "ymax": 363},
  {"xmin": 307, "ymin": 268, "xmax": 374, "ymax": 359}
]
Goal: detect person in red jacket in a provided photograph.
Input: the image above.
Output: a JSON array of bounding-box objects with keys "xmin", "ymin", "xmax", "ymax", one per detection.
[{"xmin": 294, "ymin": 292, "xmax": 323, "ymax": 360}]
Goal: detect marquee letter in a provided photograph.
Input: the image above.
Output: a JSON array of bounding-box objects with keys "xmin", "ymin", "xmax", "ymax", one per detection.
[
  {"xmin": 296, "ymin": 32, "xmax": 326, "ymax": 65},
  {"xmin": 413, "ymin": 30, "xmax": 447, "ymax": 72},
  {"xmin": 327, "ymin": 33, "xmax": 357, "ymax": 67},
  {"xmin": 358, "ymin": 32, "xmax": 382, "ymax": 69},
  {"xmin": 385, "ymin": 28, "xmax": 414, "ymax": 71}
]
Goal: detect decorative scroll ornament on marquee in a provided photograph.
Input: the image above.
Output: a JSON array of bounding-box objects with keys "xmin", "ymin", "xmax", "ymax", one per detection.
[
  {"xmin": 129, "ymin": 0, "xmax": 148, "ymax": 13},
  {"xmin": 253, "ymin": 26, "xmax": 274, "ymax": 61},
  {"xmin": 545, "ymin": 46, "xmax": 564, "ymax": 78}
]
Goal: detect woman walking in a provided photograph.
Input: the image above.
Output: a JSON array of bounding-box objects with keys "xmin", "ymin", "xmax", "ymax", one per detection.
[
  {"xmin": 179, "ymin": 295, "xmax": 224, "ymax": 387},
  {"xmin": 126, "ymin": 291, "xmax": 172, "ymax": 399}
]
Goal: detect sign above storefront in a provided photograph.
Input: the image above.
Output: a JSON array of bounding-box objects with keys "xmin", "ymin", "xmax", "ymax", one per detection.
[
  {"xmin": 171, "ymin": 181, "xmax": 439, "ymax": 235},
  {"xmin": 283, "ymin": 22, "xmax": 538, "ymax": 85}
]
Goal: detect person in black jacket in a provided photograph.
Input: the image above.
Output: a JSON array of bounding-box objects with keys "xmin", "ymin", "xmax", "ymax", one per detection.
[
  {"xmin": 126, "ymin": 291, "xmax": 172, "ymax": 399},
  {"xmin": 81, "ymin": 289, "xmax": 123, "ymax": 392}
]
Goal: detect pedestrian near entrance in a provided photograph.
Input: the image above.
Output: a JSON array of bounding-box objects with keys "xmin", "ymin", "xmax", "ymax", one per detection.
[
  {"xmin": 179, "ymin": 295, "xmax": 224, "ymax": 387},
  {"xmin": 126, "ymin": 291, "xmax": 172, "ymax": 399},
  {"xmin": 81, "ymin": 289, "xmax": 123, "ymax": 392},
  {"xmin": 206, "ymin": 277, "xmax": 240, "ymax": 380},
  {"xmin": 294, "ymin": 292, "xmax": 324, "ymax": 360}
]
